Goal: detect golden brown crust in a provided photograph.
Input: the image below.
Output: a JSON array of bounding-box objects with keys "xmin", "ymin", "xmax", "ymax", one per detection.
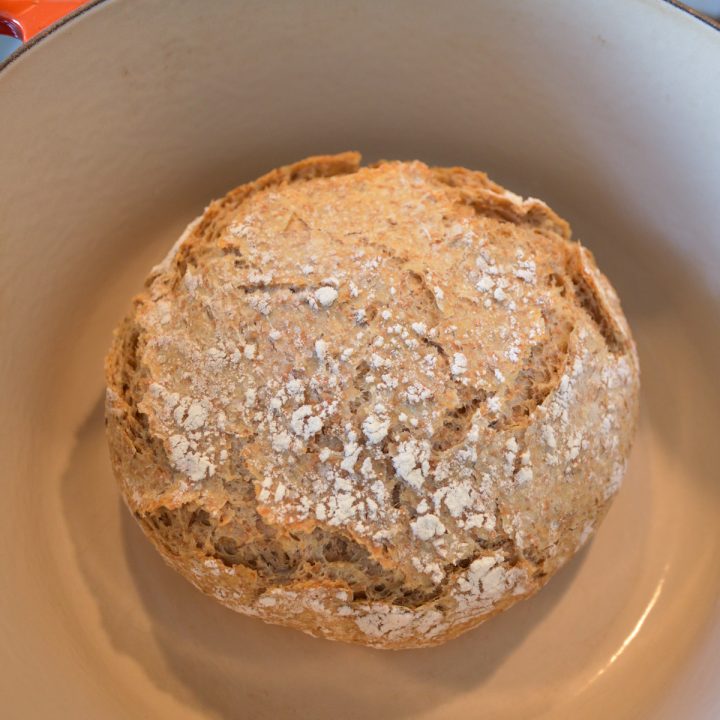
[{"xmin": 105, "ymin": 153, "xmax": 639, "ymax": 649}]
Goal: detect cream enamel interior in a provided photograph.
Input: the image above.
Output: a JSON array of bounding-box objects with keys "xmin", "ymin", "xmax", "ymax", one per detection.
[{"xmin": 1, "ymin": 1, "xmax": 719, "ymax": 718}]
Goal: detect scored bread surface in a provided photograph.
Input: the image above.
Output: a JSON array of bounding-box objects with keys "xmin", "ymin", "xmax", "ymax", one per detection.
[{"xmin": 105, "ymin": 153, "xmax": 639, "ymax": 649}]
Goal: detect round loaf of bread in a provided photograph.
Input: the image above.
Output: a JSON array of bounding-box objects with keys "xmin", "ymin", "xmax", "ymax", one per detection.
[{"xmin": 105, "ymin": 153, "xmax": 639, "ymax": 649}]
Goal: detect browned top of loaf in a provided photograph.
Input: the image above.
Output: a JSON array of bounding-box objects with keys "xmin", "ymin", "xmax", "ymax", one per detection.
[{"xmin": 106, "ymin": 153, "xmax": 638, "ymax": 640}]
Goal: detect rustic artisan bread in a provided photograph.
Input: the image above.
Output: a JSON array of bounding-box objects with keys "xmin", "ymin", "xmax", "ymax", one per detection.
[{"xmin": 105, "ymin": 153, "xmax": 639, "ymax": 649}]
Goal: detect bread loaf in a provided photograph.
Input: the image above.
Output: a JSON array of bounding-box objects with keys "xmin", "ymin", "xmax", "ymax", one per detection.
[{"xmin": 105, "ymin": 153, "xmax": 639, "ymax": 649}]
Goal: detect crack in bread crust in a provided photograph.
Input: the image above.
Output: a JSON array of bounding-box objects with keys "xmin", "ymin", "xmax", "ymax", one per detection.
[
  {"xmin": 139, "ymin": 495, "xmax": 529, "ymax": 611},
  {"xmin": 566, "ymin": 244, "xmax": 629, "ymax": 354}
]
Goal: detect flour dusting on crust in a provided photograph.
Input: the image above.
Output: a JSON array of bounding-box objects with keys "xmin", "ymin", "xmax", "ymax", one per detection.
[{"xmin": 105, "ymin": 153, "xmax": 639, "ymax": 649}]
